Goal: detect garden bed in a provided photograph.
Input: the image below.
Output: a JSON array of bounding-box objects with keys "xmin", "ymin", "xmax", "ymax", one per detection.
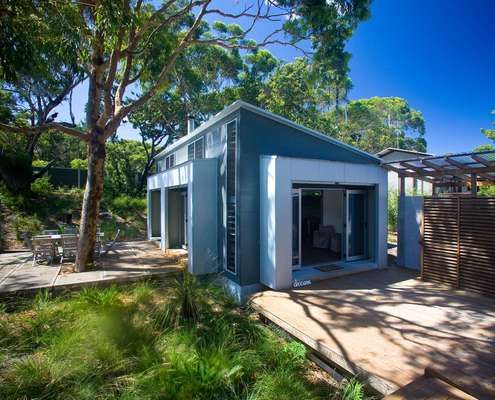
[{"xmin": 0, "ymin": 275, "xmax": 369, "ymax": 399}]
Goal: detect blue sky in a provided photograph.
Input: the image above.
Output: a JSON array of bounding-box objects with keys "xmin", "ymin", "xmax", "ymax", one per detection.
[
  {"xmin": 345, "ymin": 0, "xmax": 495, "ymax": 154},
  {"xmin": 59, "ymin": 0, "xmax": 495, "ymax": 154}
]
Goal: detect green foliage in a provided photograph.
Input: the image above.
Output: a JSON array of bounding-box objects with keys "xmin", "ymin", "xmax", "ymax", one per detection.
[
  {"xmin": 332, "ymin": 378, "xmax": 365, "ymax": 400},
  {"xmin": 30, "ymin": 176, "xmax": 54, "ymax": 197},
  {"xmin": 479, "ymin": 185, "xmax": 495, "ymax": 196},
  {"xmin": 70, "ymin": 158, "xmax": 88, "ymax": 169},
  {"xmin": 32, "ymin": 159, "xmax": 48, "ymax": 167},
  {"xmin": 258, "ymin": 58, "xmax": 321, "ymax": 129},
  {"xmin": 109, "ymin": 195, "xmax": 146, "ymax": 220},
  {"xmin": 473, "ymin": 144, "xmax": 495, "ymax": 152},
  {"xmin": 388, "ymin": 190, "xmax": 398, "ymax": 232},
  {"xmin": 0, "ymin": 280, "xmax": 373, "ymax": 400},
  {"xmin": 105, "ymin": 139, "xmax": 147, "ymax": 198},
  {"xmin": 11, "ymin": 213, "xmax": 41, "ymax": 240},
  {"xmin": 333, "ymin": 97, "xmax": 427, "ymax": 154},
  {"xmin": 481, "ymin": 108, "xmax": 495, "ymax": 143}
]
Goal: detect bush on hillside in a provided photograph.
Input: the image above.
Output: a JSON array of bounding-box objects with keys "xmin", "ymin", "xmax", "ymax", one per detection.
[
  {"xmin": 30, "ymin": 176, "xmax": 54, "ymax": 197},
  {"xmin": 109, "ymin": 195, "xmax": 146, "ymax": 220},
  {"xmin": 70, "ymin": 158, "xmax": 88, "ymax": 169}
]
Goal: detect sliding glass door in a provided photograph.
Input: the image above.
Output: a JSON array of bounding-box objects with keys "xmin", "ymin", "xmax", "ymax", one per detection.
[
  {"xmin": 292, "ymin": 188, "xmax": 301, "ymax": 270},
  {"xmin": 346, "ymin": 190, "xmax": 367, "ymax": 261}
]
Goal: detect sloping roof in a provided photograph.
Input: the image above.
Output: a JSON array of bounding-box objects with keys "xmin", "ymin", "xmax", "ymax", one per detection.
[
  {"xmin": 376, "ymin": 147, "xmax": 433, "ymax": 158},
  {"xmin": 382, "ymin": 149, "xmax": 495, "ymax": 185},
  {"xmin": 155, "ymin": 100, "xmax": 380, "ymax": 163}
]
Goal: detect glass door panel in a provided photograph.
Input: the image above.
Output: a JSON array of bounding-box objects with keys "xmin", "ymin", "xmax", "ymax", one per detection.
[
  {"xmin": 346, "ymin": 190, "xmax": 366, "ymax": 261},
  {"xmin": 181, "ymin": 191, "xmax": 188, "ymax": 249},
  {"xmin": 292, "ymin": 188, "xmax": 301, "ymax": 269}
]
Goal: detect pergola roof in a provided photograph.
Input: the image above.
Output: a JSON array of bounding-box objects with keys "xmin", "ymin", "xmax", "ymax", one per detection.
[{"xmin": 382, "ymin": 149, "xmax": 495, "ymax": 186}]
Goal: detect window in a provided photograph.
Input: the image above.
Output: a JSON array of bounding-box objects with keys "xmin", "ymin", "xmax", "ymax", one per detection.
[
  {"xmin": 165, "ymin": 153, "xmax": 175, "ymax": 170},
  {"xmin": 187, "ymin": 143, "xmax": 195, "ymax": 160},
  {"xmin": 187, "ymin": 137, "xmax": 205, "ymax": 161},
  {"xmin": 225, "ymin": 121, "xmax": 237, "ymax": 273},
  {"xmin": 195, "ymin": 137, "xmax": 204, "ymax": 159}
]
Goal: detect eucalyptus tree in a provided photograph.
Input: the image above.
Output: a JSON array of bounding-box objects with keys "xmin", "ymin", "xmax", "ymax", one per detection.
[
  {"xmin": 334, "ymin": 97, "xmax": 427, "ymax": 154},
  {"xmin": 0, "ymin": 1, "xmax": 84, "ymax": 192},
  {"xmin": 481, "ymin": 108, "xmax": 495, "ymax": 143},
  {"xmin": 0, "ymin": 0, "xmax": 371, "ymax": 271}
]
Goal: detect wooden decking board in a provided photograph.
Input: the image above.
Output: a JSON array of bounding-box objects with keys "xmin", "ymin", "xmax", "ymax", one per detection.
[
  {"xmin": 250, "ymin": 267, "xmax": 495, "ymax": 397},
  {"xmin": 384, "ymin": 376, "xmax": 477, "ymax": 400}
]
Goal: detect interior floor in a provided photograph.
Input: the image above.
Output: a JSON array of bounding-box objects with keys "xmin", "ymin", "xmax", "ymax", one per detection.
[
  {"xmin": 301, "ymin": 245, "xmax": 341, "ymax": 266},
  {"xmin": 293, "ymin": 259, "xmax": 378, "ymax": 283}
]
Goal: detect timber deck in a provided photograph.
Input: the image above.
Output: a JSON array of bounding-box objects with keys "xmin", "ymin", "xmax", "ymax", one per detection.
[{"xmin": 250, "ymin": 267, "xmax": 495, "ymax": 397}]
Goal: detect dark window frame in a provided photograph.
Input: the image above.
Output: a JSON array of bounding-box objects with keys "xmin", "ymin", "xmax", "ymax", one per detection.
[{"xmin": 225, "ymin": 119, "xmax": 238, "ymax": 274}]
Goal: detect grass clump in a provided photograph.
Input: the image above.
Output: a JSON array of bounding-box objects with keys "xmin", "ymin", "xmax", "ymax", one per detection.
[{"xmin": 0, "ymin": 275, "xmax": 372, "ymax": 400}]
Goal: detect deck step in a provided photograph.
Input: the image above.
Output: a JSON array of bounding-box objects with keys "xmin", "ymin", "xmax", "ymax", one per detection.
[{"xmin": 384, "ymin": 376, "xmax": 476, "ymax": 400}]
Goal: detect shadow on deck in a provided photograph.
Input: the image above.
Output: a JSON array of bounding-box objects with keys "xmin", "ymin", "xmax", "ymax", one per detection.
[{"xmin": 250, "ymin": 267, "xmax": 495, "ymax": 397}]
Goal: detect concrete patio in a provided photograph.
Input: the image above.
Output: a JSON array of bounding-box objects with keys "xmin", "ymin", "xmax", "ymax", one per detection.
[
  {"xmin": 0, "ymin": 241, "xmax": 184, "ymax": 294},
  {"xmin": 250, "ymin": 267, "xmax": 495, "ymax": 397}
]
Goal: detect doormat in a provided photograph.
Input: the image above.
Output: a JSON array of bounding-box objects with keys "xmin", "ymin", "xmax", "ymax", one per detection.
[{"xmin": 314, "ymin": 265, "xmax": 344, "ymax": 272}]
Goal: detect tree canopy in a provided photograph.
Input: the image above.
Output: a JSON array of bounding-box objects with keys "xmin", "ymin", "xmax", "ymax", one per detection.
[
  {"xmin": 0, "ymin": 0, "xmax": 373, "ymax": 270},
  {"xmin": 481, "ymin": 108, "xmax": 495, "ymax": 144}
]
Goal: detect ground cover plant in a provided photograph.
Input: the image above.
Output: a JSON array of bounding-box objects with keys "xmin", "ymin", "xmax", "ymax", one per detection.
[{"xmin": 0, "ymin": 275, "xmax": 371, "ymax": 400}]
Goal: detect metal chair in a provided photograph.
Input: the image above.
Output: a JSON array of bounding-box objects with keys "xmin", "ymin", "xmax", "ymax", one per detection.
[
  {"xmin": 32, "ymin": 237, "xmax": 55, "ymax": 266},
  {"xmin": 101, "ymin": 229, "xmax": 120, "ymax": 256},
  {"xmin": 63, "ymin": 226, "xmax": 78, "ymax": 235},
  {"xmin": 60, "ymin": 234, "xmax": 78, "ymax": 264},
  {"xmin": 41, "ymin": 229, "xmax": 59, "ymax": 235},
  {"xmin": 95, "ymin": 234, "xmax": 102, "ymax": 258}
]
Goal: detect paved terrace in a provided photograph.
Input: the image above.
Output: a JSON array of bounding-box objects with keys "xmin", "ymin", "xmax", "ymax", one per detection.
[
  {"xmin": 250, "ymin": 267, "xmax": 495, "ymax": 398},
  {"xmin": 0, "ymin": 241, "xmax": 184, "ymax": 294}
]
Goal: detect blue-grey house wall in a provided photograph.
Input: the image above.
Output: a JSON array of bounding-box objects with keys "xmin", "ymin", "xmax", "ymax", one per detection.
[
  {"xmin": 152, "ymin": 103, "xmax": 382, "ymax": 290},
  {"xmin": 155, "ymin": 110, "xmax": 240, "ymax": 281},
  {"xmin": 236, "ymin": 108, "xmax": 380, "ymax": 287}
]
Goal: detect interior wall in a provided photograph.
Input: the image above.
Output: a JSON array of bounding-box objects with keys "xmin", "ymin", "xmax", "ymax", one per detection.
[
  {"xmin": 167, "ymin": 189, "xmax": 183, "ymax": 248},
  {"xmin": 322, "ymin": 190, "xmax": 343, "ymax": 234},
  {"xmin": 150, "ymin": 190, "xmax": 161, "ymax": 237}
]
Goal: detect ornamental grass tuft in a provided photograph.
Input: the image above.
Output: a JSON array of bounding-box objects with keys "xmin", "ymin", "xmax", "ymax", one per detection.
[{"xmin": 0, "ymin": 275, "xmax": 371, "ymax": 400}]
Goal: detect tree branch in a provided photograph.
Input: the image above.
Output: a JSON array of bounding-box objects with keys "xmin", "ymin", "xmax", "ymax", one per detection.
[
  {"xmin": 0, "ymin": 122, "xmax": 89, "ymax": 141},
  {"xmin": 106, "ymin": 1, "xmax": 211, "ymax": 137}
]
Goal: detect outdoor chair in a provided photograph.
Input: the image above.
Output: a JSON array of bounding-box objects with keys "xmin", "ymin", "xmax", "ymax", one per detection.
[
  {"xmin": 32, "ymin": 237, "xmax": 55, "ymax": 266},
  {"xmin": 101, "ymin": 228, "xmax": 121, "ymax": 256},
  {"xmin": 95, "ymin": 234, "xmax": 102, "ymax": 258},
  {"xmin": 41, "ymin": 229, "xmax": 59, "ymax": 235},
  {"xmin": 63, "ymin": 226, "xmax": 78, "ymax": 234},
  {"xmin": 59, "ymin": 234, "xmax": 78, "ymax": 264}
]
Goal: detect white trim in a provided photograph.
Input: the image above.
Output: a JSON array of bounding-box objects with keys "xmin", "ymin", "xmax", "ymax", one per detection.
[
  {"xmin": 346, "ymin": 189, "xmax": 367, "ymax": 261},
  {"xmin": 260, "ymin": 155, "xmax": 388, "ymax": 290},
  {"xmin": 155, "ymin": 100, "xmax": 380, "ymax": 163}
]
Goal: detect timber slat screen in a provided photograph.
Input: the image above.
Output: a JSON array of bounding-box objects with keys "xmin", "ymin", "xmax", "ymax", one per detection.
[{"xmin": 422, "ymin": 196, "xmax": 495, "ymax": 296}]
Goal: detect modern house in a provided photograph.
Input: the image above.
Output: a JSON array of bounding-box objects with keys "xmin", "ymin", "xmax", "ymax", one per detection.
[
  {"xmin": 147, "ymin": 101, "xmax": 388, "ymax": 300},
  {"xmin": 376, "ymin": 147, "xmax": 433, "ymax": 195}
]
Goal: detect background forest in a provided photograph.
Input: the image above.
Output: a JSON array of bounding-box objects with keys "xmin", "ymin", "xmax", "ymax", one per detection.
[{"xmin": 0, "ymin": 1, "xmax": 492, "ymax": 253}]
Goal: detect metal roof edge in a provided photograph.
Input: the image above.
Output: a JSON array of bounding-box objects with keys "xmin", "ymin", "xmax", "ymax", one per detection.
[
  {"xmin": 155, "ymin": 100, "xmax": 380, "ymax": 164},
  {"xmin": 376, "ymin": 147, "xmax": 433, "ymax": 158}
]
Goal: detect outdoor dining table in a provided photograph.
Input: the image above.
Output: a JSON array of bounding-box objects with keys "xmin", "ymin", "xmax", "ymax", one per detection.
[
  {"xmin": 33, "ymin": 233, "xmax": 104, "ymax": 241},
  {"xmin": 31, "ymin": 233, "xmax": 105, "ymax": 264}
]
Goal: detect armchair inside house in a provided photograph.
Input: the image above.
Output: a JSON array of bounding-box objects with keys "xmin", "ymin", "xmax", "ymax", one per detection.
[{"xmin": 313, "ymin": 225, "xmax": 342, "ymax": 254}]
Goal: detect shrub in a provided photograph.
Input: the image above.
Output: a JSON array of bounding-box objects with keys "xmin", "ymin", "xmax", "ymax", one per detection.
[
  {"xmin": 109, "ymin": 195, "xmax": 146, "ymax": 220},
  {"xmin": 70, "ymin": 158, "xmax": 88, "ymax": 169},
  {"xmin": 32, "ymin": 159, "xmax": 49, "ymax": 167},
  {"xmin": 387, "ymin": 189, "xmax": 398, "ymax": 232},
  {"xmin": 332, "ymin": 378, "xmax": 365, "ymax": 400},
  {"xmin": 479, "ymin": 184, "xmax": 495, "ymax": 196},
  {"xmin": 30, "ymin": 176, "xmax": 54, "ymax": 197},
  {"xmin": 12, "ymin": 214, "xmax": 41, "ymax": 240}
]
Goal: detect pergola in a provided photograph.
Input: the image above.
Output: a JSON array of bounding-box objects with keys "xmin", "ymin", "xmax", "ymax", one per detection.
[{"xmin": 382, "ymin": 149, "xmax": 495, "ymax": 196}]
